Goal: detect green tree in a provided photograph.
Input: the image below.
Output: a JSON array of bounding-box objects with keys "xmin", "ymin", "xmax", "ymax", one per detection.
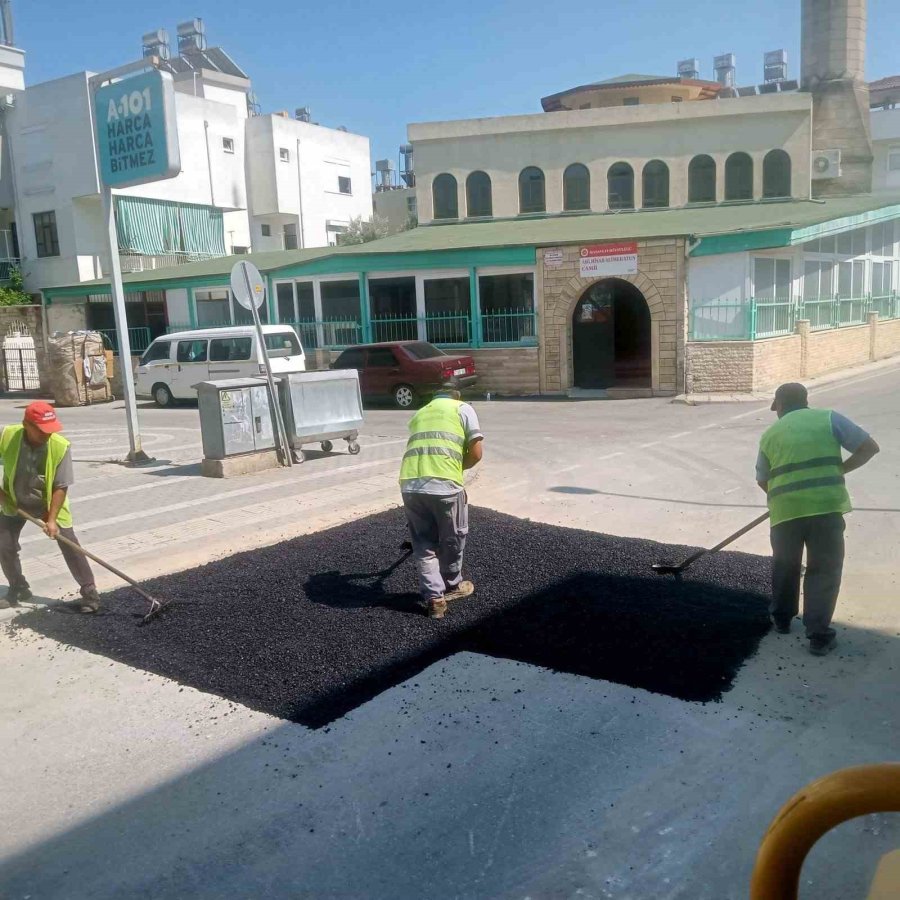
[
  {"xmin": 0, "ymin": 268, "xmax": 32, "ymax": 307},
  {"xmin": 336, "ymin": 215, "xmax": 390, "ymax": 246}
]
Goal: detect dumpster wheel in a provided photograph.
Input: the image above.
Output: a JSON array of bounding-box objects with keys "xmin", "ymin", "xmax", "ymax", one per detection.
[{"xmin": 348, "ymin": 440, "xmax": 361, "ymax": 455}]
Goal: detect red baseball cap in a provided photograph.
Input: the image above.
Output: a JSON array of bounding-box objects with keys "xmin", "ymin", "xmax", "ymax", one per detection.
[{"xmin": 23, "ymin": 401, "xmax": 62, "ymax": 434}]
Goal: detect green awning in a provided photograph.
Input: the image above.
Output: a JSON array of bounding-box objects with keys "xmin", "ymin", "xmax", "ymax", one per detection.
[{"xmin": 115, "ymin": 197, "xmax": 226, "ymax": 257}]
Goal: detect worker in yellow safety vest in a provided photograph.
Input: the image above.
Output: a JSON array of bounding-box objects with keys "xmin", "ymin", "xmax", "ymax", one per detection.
[
  {"xmin": 0, "ymin": 401, "xmax": 100, "ymax": 612},
  {"xmin": 399, "ymin": 382, "xmax": 484, "ymax": 619},
  {"xmin": 757, "ymin": 383, "xmax": 879, "ymax": 655}
]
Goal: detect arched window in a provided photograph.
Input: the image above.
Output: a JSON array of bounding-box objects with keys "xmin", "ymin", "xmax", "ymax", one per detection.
[
  {"xmin": 432, "ymin": 173, "xmax": 458, "ymax": 219},
  {"xmin": 763, "ymin": 149, "xmax": 791, "ymax": 199},
  {"xmin": 688, "ymin": 154, "xmax": 717, "ymax": 203},
  {"xmin": 563, "ymin": 163, "xmax": 591, "ymax": 211},
  {"xmin": 607, "ymin": 162, "xmax": 634, "ymax": 210},
  {"xmin": 466, "ymin": 171, "xmax": 492, "ymax": 217},
  {"xmin": 642, "ymin": 160, "xmax": 669, "ymax": 208},
  {"xmin": 725, "ymin": 152, "xmax": 754, "ymax": 201},
  {"xmin": 519, "ymin": 166, "xmax": 546, "ymax": 213}
]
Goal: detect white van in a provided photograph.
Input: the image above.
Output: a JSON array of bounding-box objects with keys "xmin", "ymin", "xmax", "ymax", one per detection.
[{"xmin": 136, "ymin": 325, "xmax": 306, "ymax": 407}]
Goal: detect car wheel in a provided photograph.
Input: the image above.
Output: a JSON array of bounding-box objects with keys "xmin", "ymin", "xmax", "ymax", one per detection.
[
  {"xmin": 393, "ymin": 384, "xmax": 415, "ymax": 409},
  {"xmin": 152, "ymin": 383, "xmax": 174, "ymax": 408}
]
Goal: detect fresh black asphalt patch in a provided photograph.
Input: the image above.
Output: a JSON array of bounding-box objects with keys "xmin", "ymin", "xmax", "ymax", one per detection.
[{"xmin": 16, "ymin": 508, "xmax": 772, "ymax": 728}]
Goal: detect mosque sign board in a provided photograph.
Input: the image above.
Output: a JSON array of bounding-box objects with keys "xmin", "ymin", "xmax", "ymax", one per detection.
[
  {"xmin": 94, "ymin": 69, "xmax": 181, "ymax": 189},
  {"xmin": 579, "ymin": 242, "xmax": 638, "ymax": 278}
]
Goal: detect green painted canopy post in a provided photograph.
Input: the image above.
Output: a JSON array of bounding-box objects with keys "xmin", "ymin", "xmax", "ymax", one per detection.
[
  {"xmin": 359, "ymin": 272, "xmax": 372, "ymax": 344},
  {"xmin": 750, "ymin": 297, "xmax": 758, "ymax": 340},
  {"xmin": 469, "ymin": 267, "xmax": 481, "ymax": 348},
  {"xmin": 266, "ymin": 275, "xmax": 276, "ymax": 323}
]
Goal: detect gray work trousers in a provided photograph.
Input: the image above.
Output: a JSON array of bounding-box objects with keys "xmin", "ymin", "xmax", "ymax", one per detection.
[
  {"xmin": 402, "ymin": 491, "xmax": 468, "ymax": 601},
  {"xmin": 0, "ymin": 515, "xmax": 96, "ymax": 597},
  {"xmin": 770, "ymin": 512, "xmax": 845, "ymax": 639}
]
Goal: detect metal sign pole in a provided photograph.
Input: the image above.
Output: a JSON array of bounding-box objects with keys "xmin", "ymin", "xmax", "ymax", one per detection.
[
  {"xmin": 101, "ymin": 183, "xmax": 150, "ymax": 463},
  {"xmin": 242, "ymin": 266, "xmax": 293, "ymax": 468}
]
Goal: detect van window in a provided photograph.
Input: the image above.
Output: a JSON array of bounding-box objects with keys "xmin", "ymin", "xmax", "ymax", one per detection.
[
  {"xmin": 210, "ymin": 337, "xmax": 252, "ymax": 362},
  {"xmin": 264, "ymin": 331, "xmax": 301, "ymax": 358},
  {"xmin": 176, "ymin": 340, "xmax": 208, "ymax": 363},
  {"xmin": 141, "ymin": 340, "xmax": 172, "ymax": 364}
]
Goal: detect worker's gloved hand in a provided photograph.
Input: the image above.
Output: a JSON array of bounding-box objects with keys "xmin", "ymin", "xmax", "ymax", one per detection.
[{"xmin": 43, "ymin": 518, "xmax": 59, "ymax": 540}]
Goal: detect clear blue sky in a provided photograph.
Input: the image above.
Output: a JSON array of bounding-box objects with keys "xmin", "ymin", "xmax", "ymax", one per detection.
[{"xmin": 16, "ymin": 0, "xmax": 898, "ymax": 174}]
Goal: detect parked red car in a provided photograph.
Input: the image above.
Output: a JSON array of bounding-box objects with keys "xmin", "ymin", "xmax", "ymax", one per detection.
[{"xmin": 331, "ymin": 341, "xmax": 478, "ymax": 408}]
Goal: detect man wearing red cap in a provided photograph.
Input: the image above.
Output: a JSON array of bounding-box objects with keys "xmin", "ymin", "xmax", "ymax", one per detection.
[{"xmin": 0, "ymin": 401, "xmax": 100, "ymax": 611}]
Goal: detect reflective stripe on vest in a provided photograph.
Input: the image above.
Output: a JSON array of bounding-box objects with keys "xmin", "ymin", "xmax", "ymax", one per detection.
[
  {"xmin": 399, "ymin": 398, "xmax": 466, "ymax": 486},
  {"xmin": 759, "ymin": 408, "xmax": 851, "ymax": 527},
  {"xmin": 0, "ymin": 425, "xmax": 73, "ymax": 527}
]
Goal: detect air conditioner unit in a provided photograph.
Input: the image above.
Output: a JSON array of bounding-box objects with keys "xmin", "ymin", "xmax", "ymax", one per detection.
[{"xmin": 811, "ymin": 149, "xmax": 842, "ymax": 180}]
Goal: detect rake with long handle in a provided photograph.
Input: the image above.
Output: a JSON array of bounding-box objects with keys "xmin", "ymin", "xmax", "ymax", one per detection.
[{"xmin": 16, "ymin": 508, "xmax": 170, "ymax": 624}]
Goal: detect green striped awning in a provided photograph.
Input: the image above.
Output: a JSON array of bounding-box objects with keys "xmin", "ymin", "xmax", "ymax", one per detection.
[{"xmin": 115, "ymin": 197, "xmax": 226, "ymax": 257}]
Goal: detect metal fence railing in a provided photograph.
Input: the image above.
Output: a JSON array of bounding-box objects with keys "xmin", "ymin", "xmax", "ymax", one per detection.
[
  {"xmin": 97, "ymin": 327, "xmax": 153, "ymax": 355},
  {"xmin": 0, "ymin": 259, "xmax": 21, "ymax": 283},
  {"xmin": 165, "ymin": 307, "xmax": 536, "ymax": 350},
  {"xmin": 119, "ymin": 251, "xmax": 220, "ymax": 273},
  {"xmin": 690, "ymin": 294, "xmax": 900, "ymax": 341},
  {"xmin": 480, "ymin": 308, "xmax": 538, "ymax": 345}
]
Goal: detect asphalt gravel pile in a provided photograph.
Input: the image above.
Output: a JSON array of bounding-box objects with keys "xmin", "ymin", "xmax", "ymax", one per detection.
[{"xmin": 16, "ymin": 507, "xmax": 772, "ymax": 727}]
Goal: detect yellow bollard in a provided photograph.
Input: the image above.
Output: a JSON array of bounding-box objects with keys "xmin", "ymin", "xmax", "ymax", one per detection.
[{"xmin": 750, "ymin": 763, "xmax": 900, "ymax": 900}]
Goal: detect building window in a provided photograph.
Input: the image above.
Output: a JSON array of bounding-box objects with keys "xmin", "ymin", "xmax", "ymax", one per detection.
[
  {"xmin": 642, "ymin": 160, "xmax": 669, "ymax": 209},
  {"xmin": 725, "ymin": 152, "xmax": 754, "ymax": 201},
  {"xmin": 763, "ymin": 150, "xmax": 791, "ymax": 198},
  {"xmin": 518, "ymin": 167, "xmax": 546, "ymax": 214},
  {"xmin": 368, "ymin": 276, "xmax": 417, "ymax": 341},
  {"xmin": 753, "ymin": 257, "xmax": 792, "ymax": 300},
  {"xmin": 607, "ymin": 162, "xmax": 634, "ymax": 210},
  {"xmin": 888, "ymin": 149, "xmax": 900, "ymax": 172},
  {"xmin": 33, "ymin": 211, "xmax": 59, "ymax": 258},
  {"xmin": 320, "ymin": 279, "xmax": 362, "ymax": 345},
  {"xmin": 688, "ymin": 155, "xmax": 717, "ymax": 203},
  {"xmin": 838, "ymin": 259, "xmax": 865, "ymax": 298},
  {"xmin": 623, "ymin": 97, "xmax": 640, "ymax": 106},
  {"xmin": 222, "ymin": 137, "xmax": 235, "ymax": 154},
  {"xmin": 195, "ymin": 289, "xmax": 231, "ymax": 326},
  {"xmin": 478, "ymin": 273, "xmax": 535, "ymax": 344},
  {"xmin": 432, "ymin": 173, "xmax": 459, "ymax": 219},
  {"xmin": 563, "ymin": 163, "xmax": 590, "ymax": 211},
  {"xmin": 872, "ymin": 260, "xmax": 894, "ymax": 297},
  {"xmin": 424, "ymin": 277, "xmax": 471, "ymax": 344},
  {"xmin": 406, "ymin": 195, "xmax": 417, "ymax": 215},
  {"xmin": 338, "ymin": 176, "xmax": 352, "ymax": 194},
  {"xmin": 261, "ymin": 224, "xmax": 272, "ymax": 237},
  {"xmin": 803, "ymin": 259, "xmax": 835, "ymax": 300},
  {"xmin": 466, "ymin": 171, "xmax": 493, "ymax": 217},
  {"xmin": 279, "ymin": 148, "xmax": 290, "ymax": 163},
  {"xmin": 283, "ymin": 223, "xmax": 298, "ymax": 251}
]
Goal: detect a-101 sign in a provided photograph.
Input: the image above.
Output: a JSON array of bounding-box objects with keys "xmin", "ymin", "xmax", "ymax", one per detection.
[{"xmin": 94, "ymin": 69, "xmax": 181, "ymax": 189}]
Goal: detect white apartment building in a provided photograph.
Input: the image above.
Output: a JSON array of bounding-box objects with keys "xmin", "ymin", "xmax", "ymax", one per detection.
[
  {"xmin": 246, "ymin": 113, "xmax": 373, "ymax": 251},
  {"xmin": 0, "ymin": 17, "xmax": 373, "ymax": 339}
]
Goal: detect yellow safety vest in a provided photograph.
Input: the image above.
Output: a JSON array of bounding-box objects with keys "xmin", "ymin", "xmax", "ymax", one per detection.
[
  {"xmin": 0, "ymin": 425, "xmax": 73, "ymax": 527},
  {"xmin": 399, "ymin": 398, "xmax": 466, "ymax": 486},
  {"xmin": 759, "ymin": 408, "xmax": 851, "ymax": 527}
]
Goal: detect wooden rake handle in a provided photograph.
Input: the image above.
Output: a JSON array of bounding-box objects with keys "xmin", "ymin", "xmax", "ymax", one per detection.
[{"xmin": 16, "ymin": 508, "xmax": 159, "ymax": 607}]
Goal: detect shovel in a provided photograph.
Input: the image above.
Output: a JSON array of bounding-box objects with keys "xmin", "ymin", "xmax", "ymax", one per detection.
[
  {"xmin": 17, "ymin": 508, "xmax": 172, "ymax": 624},
  {"xmin": 651, "ymin": 511, "xmax": 769, "ymax": 578}
]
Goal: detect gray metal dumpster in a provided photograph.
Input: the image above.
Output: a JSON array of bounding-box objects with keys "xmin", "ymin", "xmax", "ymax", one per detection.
[
  {"xmin": 197, "ymin": 377, "xmax": 276, "ymax": 460},
  {"xmin": 278, "ymin": 369, "xmax": 364, "ymax": 461}
]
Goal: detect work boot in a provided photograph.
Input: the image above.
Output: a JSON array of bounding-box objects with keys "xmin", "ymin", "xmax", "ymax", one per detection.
[
  {"xmin": 443, "ymin": 581, "xmax": 475, "ymax": 604},
  {"xmin": 77, "ymin": 588, "xmax": 102, "ymax": 614},
  {"xmin": 2, "ymin": 586, "xmax": 32, "ymax": 608},
  {"xmin": 808, "ymin": 632, "xmax": 837, "ymax": 656},
  {"xmin": 422, "ymin": 598, "xmax": 448, "ymax": 619},
  {"xmin": 770, "ymin": 616, "xmax": 792, "ymax": 634}
]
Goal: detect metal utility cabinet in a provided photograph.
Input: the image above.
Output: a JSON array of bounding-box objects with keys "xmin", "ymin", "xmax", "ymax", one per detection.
[
  {"xmin": 197, "ymin": 377, "xmax": 275, "ymax": 460},
  {"xmin": 278, "ymin": 369, "xmax": 364, "ymax": 460}
]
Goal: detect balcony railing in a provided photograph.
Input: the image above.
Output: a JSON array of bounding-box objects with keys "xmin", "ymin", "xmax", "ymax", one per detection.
[
  {"xmin": 689, "ymin": 294, "xmax": 900, "ymax": 341},
  {"xmin": 0, "ymin": 259, "xmax": 21, "ymax": 283},
  {"xmin": 118, "ymin": 251, "xmax": 220, "ymax": 273}
]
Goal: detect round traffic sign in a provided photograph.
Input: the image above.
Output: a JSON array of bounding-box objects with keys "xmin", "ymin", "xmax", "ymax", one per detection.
[{"xmin": 230, "ymin": 260, "xmax": 266, "ymax": 310}]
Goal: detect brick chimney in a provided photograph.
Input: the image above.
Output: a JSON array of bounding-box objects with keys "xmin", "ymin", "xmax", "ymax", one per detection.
[{"xmin": 802, "ymin": 0, "xmax": 873, "ymax": 196}]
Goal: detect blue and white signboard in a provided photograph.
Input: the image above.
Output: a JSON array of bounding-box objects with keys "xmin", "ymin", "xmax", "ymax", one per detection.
[{"xmin": 94, "ymin": 69, "xmax": 181, "ymax": 188}]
